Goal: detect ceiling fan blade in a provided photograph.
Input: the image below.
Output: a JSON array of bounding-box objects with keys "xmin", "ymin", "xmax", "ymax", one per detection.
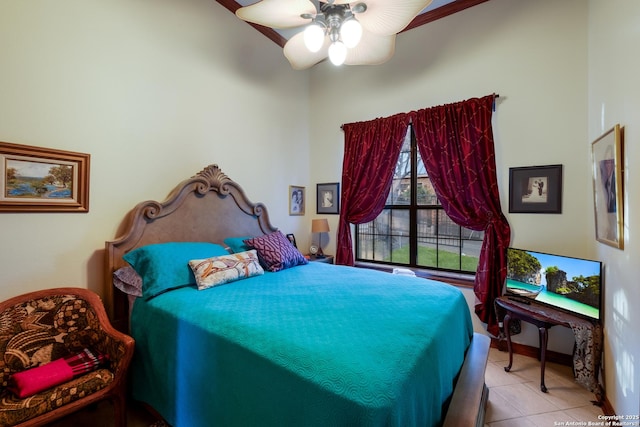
[
  {"xmin": 344, "ymin": 31, "xmax": 395, "ymax": 65},
  {"xmin": 236, "ymin": 0, "xmax": 316, "ymax": 29},
  {"xmin": 283, "ymin": 31, "xmax": 330, "ymax": 70},
  {"xmin": 351, "ymin": 0, "xmax": 434, "ymax": 35}
]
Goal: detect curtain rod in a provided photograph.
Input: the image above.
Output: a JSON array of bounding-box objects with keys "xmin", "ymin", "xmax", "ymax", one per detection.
[{"xmin": 340, "ymin": 94, "xmax": 501, "ymax": 130}]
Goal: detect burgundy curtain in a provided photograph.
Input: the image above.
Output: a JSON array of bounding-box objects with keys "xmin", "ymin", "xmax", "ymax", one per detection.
[
  {"xmin": 410, "ymin": 95, "xmax": 511, "ymax": 336},
  {"xmin": 336, "ymin": 113, "xmax": 411, "ymax": 265}
]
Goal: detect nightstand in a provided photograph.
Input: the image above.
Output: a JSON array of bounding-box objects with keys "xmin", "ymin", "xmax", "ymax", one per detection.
[{"xmin": 307, "ymin": 255, "xmax": 334, "ymax": 264}]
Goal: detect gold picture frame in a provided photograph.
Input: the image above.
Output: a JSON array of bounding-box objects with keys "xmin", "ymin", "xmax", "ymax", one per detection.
[
  {"xmin": 591, "ymin": 124, "xmax": 624, "ymax": 249},
  {"xmin": 1, "ymin": 142, "xmax": 90, "ymax": 213}
]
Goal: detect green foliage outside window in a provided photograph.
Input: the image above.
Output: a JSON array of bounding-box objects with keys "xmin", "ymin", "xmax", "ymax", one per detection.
[{"xmin": 388, "ymin": 245, "xmax": 479, "ymax": 272}]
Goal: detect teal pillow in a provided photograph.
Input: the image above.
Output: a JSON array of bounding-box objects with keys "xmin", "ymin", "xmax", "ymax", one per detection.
[
  {"xmin": 123, "ymin": 242, "xmax": 230, "ymax": 299},
  {"xmin": 223, "ymin": 236, "xmax": 254, "ymax": 253}
]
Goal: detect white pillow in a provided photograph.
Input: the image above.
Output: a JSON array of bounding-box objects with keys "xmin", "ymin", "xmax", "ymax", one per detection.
[{"xmin": 188, "ymin": 250, "xmax": 264, "ymax": 290}]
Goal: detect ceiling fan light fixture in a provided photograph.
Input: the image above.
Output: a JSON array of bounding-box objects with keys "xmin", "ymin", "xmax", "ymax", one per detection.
[
  {"xmin": 340, "ymin": 17, "xmax": 362, "ymax": 49},
  {"xmin": 236, "ymin": 0, "xmax": 433, "ymax": 69},
  {"xmin": 304, "ymin": 22, "xmax": 325, "ymax": 52},
  {"xmin": 328, "ymin": 41, "xmax": 347, "ymax": 66},
  {"xmin": 350, "ymin": 2, "xmax": 367, "ymax": 15}
]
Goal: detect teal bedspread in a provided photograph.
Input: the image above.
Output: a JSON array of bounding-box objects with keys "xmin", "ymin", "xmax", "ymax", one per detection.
[{"xmin": 130, "ymin": 262, "xmax": 473, "ymax": 427}]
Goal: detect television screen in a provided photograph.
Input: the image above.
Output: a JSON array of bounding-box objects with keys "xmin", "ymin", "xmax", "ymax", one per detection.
[{"xmin": 505, "ymin": 248, "xmax": 603, "ymax": 320}]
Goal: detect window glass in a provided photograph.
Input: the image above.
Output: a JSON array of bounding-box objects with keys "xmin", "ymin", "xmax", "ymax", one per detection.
[{"xmin": 355, "ymin": 126, "xmax": 482, "ymax": 274}]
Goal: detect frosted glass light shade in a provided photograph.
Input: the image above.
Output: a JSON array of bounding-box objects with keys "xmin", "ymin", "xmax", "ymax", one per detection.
[
  {"xmin": 328, "ymin": 41, "xmax": 347, "ymax": 65},
  {"xmin": 304, "ymin": 23, "xmax": 325, "ymax": 52},
  {"xmin": 341, "ymin": 18, "xmax": 362, "ymax": 48}
]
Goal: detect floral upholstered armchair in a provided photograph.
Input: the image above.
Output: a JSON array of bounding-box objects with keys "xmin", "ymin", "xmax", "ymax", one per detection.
[{"xmin": 0, "ymin": 288, "xmax": 134, "ymax": 427}]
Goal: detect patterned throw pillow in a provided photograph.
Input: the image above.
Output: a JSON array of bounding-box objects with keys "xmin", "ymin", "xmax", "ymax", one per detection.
[
  {"xmin": 243, "ymin": 231, "xmax": 308, "ymax": 272},
  {"xmin": 188, "ymin": 250, "xmax": 264, "ymax": 290}
]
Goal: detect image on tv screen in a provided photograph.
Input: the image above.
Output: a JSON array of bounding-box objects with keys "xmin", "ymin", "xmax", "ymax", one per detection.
[{"xmin": 506, "ymin": 248, "xmax": 602, "ymax": 320}]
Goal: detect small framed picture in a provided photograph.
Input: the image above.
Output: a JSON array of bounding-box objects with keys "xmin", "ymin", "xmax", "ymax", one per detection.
[
  {"xmin": 285, "ymin": 233, "xmax": 297, "ymax": 248},
  {"xmin": 508, "ymin": 165, "xmax": 562, "ymax": 214},
  {"xmin": 0, "ymin": 141, "xmax": 90, "ymax": 213},
  {"xmin": 592, "ymin": 124, "xmax": 624, "ymax": 249},
  {"xmin": 289, "ymin": 185, "xmax": 305, "ymax": 216},
  {"xmin": 316, "ymin": 182, "xmax": 340, "ymax": 214}
]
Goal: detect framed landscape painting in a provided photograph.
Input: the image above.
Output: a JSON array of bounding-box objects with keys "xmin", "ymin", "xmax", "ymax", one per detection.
[{"xmin": 0, "ymin": 142, "xmax": 90, "ymax": 213}]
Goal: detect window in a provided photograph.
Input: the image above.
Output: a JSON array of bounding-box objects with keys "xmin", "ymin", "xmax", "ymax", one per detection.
[{"xmin": 355, "ymin": 125, "xmax": 484, "ymax": 274}]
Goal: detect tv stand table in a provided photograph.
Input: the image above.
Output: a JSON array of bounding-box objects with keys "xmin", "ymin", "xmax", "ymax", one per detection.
[{"xmin": 494, "ymin": 296, "xmax": 603, "ymax": 396}]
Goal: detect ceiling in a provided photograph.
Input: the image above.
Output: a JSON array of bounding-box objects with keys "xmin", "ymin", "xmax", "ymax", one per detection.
[{"xmin": 215, "ymin": 0, "xmax": 490, "ymax": 48}]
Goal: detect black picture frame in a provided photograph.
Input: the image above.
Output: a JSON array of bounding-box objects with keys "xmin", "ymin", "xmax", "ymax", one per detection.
[
  {"xmin": 509, "ymin": 165, "xmax": 563, "ymax": 214},
  {"xmin": 316, "ymin": 182, "xmax": 340, "ymax": 214},
  {"xmin": 285, "ymin": 233, "xmax": 297, "ymax": 248}
]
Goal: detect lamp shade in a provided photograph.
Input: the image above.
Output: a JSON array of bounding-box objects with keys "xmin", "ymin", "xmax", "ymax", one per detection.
[{"xmin": 311, "ymin": 219, "xmax": 330, "ymax": 233}]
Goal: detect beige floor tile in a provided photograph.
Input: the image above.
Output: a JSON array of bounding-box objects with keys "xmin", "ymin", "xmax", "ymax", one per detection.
[
  {"xmin": 486, "ymin": 347, "xmax": 602, "ymax": 427},
  {"xmin": 485, "ymin": 361, "xmax": 527, "ymax": 388},
  {"xmin": 491, "ymin": 382, "xmax": 561, "ymax": 416},
  {"xmin": 525, "ymin": 410, "xmax": 580, "ymax": 427},
  {"xmin": 525, "ymin": 378, "xmax": 598, "ymax": 410},
  {"xmin": 494, "ymin": 351, "xmax": 546, "ymax": 383},
  {"xmin": 486, "ymin": 387, "xmax": 527, "ymax": 422},
  {"xmin": 488, "ymin": 346, "xmax": 510, "ymax": 363},
  {"xmin": 489, "ymin": 417, "xmax": 537, "ymax": 427},
  {"xmin": 564, "ymin": 403, "xmax": 606, "ymax": 422}
]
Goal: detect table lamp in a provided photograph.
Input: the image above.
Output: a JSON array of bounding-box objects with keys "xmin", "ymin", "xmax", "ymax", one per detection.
[{"xmin": 311, "ymin": 218, "xmax": 330, "ymax": 258}]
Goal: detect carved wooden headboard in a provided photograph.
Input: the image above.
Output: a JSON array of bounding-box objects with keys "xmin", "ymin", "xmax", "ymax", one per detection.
[{"xmin": 104, "ymin": 164, "xmax": 278, "ymax": 332}]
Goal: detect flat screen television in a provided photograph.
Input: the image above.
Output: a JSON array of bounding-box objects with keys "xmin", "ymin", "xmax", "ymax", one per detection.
[{"xmin": 505, "ymin": 248, "xmax": 603, "ymax": 321}]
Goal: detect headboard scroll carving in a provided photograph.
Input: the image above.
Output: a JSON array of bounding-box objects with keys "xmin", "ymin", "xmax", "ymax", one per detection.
[
  {"xmin": 194, "ymin": 164, "xmax": 232, "ymax": 195},
  {"xmin": 104, "ymin": 164, "xmax": 278, "ymax": 331}
]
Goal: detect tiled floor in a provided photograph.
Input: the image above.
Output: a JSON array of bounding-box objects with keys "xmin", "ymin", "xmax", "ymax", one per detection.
[
  {"xmin": 52, "ymin": 346, "xmax": 605, "ymax": 426},
  {"xmin": 485, "ymin": 346, "xmax": 604, "ymax": 427}
]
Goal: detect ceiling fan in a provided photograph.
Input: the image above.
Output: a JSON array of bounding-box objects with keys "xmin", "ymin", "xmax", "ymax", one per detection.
[{"xmin": 236, "ymin": 0, "xmax": 434, "ymax": 70}]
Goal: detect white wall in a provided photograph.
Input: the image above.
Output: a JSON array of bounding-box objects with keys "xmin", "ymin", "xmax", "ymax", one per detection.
[
  {"xmin": 309, "ymin": 0, "xmax": 588, "ymax": 353},
  {"xmin": 309, "ymin": 0, "xmax": 593, "ymax": 259},
  {"xmin": 0, "ymin": 0, "xmax": 310, "ymax": 300},
  {"xmin": 588, "ymin": 0, "xmax": 640, "ymax": 417}
]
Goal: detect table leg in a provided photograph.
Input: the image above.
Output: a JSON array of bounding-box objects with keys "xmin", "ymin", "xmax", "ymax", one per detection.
[
  {"xmin": 503, "ymin": 314, "xmax": 513, "ymax": 372},
  {"xmin": 538, "ymin": 326, "xmax": 548, "ymax": 393}
]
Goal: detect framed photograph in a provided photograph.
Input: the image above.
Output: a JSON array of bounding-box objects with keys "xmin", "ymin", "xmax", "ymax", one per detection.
[
  {"xmin": 285, "ymin": 233, "xmax": 297, "ymax": 248},
  {"xmin": 591, "ymin": 124, "xmax": 624, "ymax": 249},
  {"xmin": 316, "ymin": 182, "xmax": 340, "ymax": 214},
  {"xmin": 508, "ymin": 165, "xmax": 562, "ymax": 214},
  {"xmin": 1, "ymin": 142, "xmax": 90, "ymax": 213},
  {"xmin": 289, "ymin": 185, "xmax": 305, "ymax": 216}
]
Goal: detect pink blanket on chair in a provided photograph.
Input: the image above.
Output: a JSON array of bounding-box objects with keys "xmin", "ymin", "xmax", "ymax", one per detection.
[{"xmin": 8, "ymin": 348, "xmax": 108, "ymax": 398}]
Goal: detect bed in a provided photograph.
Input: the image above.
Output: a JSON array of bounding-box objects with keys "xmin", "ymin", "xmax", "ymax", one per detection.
[{"xmin": 104, "ymin": 164, "xmax": 490, "ymax": 427}]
